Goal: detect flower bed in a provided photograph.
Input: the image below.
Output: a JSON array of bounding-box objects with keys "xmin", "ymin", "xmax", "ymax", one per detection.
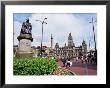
[
  {"xmin": 53, "ymin": 66, "xmax": 75, "ymax": 75},
  {"xmin": 14, "ymin": 57, "xmax": 57, "ymax": 75}
]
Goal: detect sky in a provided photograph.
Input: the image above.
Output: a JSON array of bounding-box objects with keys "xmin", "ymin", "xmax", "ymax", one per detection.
[{"xmin": 13, "ymin": 13, "xmax": 97, "ymax": 51}]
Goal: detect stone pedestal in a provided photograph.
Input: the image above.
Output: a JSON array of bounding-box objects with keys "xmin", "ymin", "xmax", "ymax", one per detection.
[{"xmin": 16, "ymin": 34, "xmax": 33, "ymax": 58}]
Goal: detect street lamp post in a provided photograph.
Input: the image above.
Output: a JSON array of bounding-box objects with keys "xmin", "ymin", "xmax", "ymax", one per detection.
[
  {"xmin": 89, "ymin": 17, "xmax": 97, "ymax": 64},
  {"xmin": 89, "ymin": 17, "xmax": 96, "ymax": 51},
  {"xmin": 89, "ymin": 40, "xmax": 91, "ymax": 51},
  {"xmin": 36, "ymin": 18, "xmax": 47, "ymax": 57}
]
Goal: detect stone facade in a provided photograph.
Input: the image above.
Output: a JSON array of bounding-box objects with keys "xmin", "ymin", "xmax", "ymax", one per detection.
[
  {"xmin": 54, "ymin": 33, "xmax": 87, "ymax": 58},
  {"xmin": 18, "ymin": 39, "xmax": 32, "ymax": 52}
]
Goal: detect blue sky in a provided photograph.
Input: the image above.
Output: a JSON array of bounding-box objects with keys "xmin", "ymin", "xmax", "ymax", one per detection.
[
  {"xmin": 14, "ymin": 13, "xmax": 97, "ymax": 51},
  {"xmin": 14, "ymin": 13, "xmax": 31, "ymax": 23}
]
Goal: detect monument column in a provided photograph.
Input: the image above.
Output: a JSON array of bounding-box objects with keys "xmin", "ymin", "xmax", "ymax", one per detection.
[{"xmin": 51, "ymin": 34, "xmax": 53, "ymax": 49}]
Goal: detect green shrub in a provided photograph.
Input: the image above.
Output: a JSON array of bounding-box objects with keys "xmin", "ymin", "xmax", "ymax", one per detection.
[{"xmin": 13, "ymin": 57, "xmax": 57, "ymax": 75}]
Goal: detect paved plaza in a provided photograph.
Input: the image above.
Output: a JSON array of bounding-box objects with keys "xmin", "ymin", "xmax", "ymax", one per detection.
[{"xmin": 57, "ymin": 59, "xmax": 97, "ymax": 75}]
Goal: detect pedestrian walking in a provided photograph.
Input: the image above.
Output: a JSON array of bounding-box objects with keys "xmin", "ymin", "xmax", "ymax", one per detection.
[
  {"xmin": 61, "ymin": 57, "xmax": 66, "ymax": 67},
  {"xmin": 66, "ymin": 58, "xmax": 72, "ymax": 67}
]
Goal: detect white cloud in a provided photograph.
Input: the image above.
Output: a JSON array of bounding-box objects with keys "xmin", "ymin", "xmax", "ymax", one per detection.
[
  {"xmin": 14, "ymin": 21, "xmax": 22, "ymax": 45},
  {"xmin": 14, "ymin": 13, "xmax": 97, "ymax": 50}
]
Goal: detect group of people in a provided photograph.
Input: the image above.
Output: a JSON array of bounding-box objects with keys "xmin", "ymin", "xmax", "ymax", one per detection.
[
  {"xmin": 85, "ymin": 52, "xmax": 97, "ymax": 64},
  {"xmin": 61, "ymin": 57, "xmax": 72, "ymax": 67},
  {"xmin": 75, "ymin": 51, "xmax": 97, "ymax": 64},
  {"xmin": 59, "ymin": 51, "xmax": 97, "ymax": 67}
]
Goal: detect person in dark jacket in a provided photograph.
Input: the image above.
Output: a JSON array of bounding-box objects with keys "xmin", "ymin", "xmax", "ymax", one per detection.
[{"xmin": 61, "ymin": 57, "xmax": 66, "ymax": 67}]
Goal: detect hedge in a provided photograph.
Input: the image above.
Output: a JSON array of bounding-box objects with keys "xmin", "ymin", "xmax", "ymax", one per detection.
[{"xmin": 13, "ymin": 57, "xmax": 57, "ymax": 75}]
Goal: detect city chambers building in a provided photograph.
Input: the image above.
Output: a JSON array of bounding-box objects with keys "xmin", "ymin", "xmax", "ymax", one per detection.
[{"xmin": 54, "ymin": 33, "xmax": 87, "ymax": 58}]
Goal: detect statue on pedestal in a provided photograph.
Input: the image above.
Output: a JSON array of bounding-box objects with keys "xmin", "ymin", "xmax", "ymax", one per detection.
[
  {"xmin": 17, "ymin": 18, "xmax": 33, "ymax": 41},
  {"xmin": 16, "ymin": 18, "xmax": 33, "ymax": 58}
]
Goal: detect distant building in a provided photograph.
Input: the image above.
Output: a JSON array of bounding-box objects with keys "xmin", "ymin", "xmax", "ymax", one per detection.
[
  {"xmin": 14, "ymin": 33, "xmax": 87, "ymax": 58},
  {"xmin": 54, "ymin": 33, "xmax": 87, "ymax": 58}
]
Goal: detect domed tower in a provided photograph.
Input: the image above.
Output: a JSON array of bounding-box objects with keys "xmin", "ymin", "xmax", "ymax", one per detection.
[
  {"xmin": 82, "ymin": 40, "xmax": 87, "ymax": 54},
  {"xmin": 68, "ymin": 33, "xmax": 75, "ymax": 47}
]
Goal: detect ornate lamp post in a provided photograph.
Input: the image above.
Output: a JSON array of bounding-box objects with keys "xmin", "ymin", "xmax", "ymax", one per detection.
[{"xmin": 36, "ymin": 18, "xmax": 47, "ymax": 57}]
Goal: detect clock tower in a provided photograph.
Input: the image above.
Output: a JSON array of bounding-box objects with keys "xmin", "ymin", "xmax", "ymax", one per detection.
[{"xmin": 68, "ymin": 33, "xmax": 75, "ymax": 47}]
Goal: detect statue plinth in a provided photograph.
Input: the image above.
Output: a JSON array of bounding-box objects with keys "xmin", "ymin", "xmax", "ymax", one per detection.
[
  {"xmin": 16, "ymin": 19, "xmax": 34, "ymax": 58},
  {"xmin": 16, "ymin": 34, "xmax": 33, "ymax": 58},
  {"xmin": 17, "ymin": 33, "xmax": 33, "ymax": 42}
]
